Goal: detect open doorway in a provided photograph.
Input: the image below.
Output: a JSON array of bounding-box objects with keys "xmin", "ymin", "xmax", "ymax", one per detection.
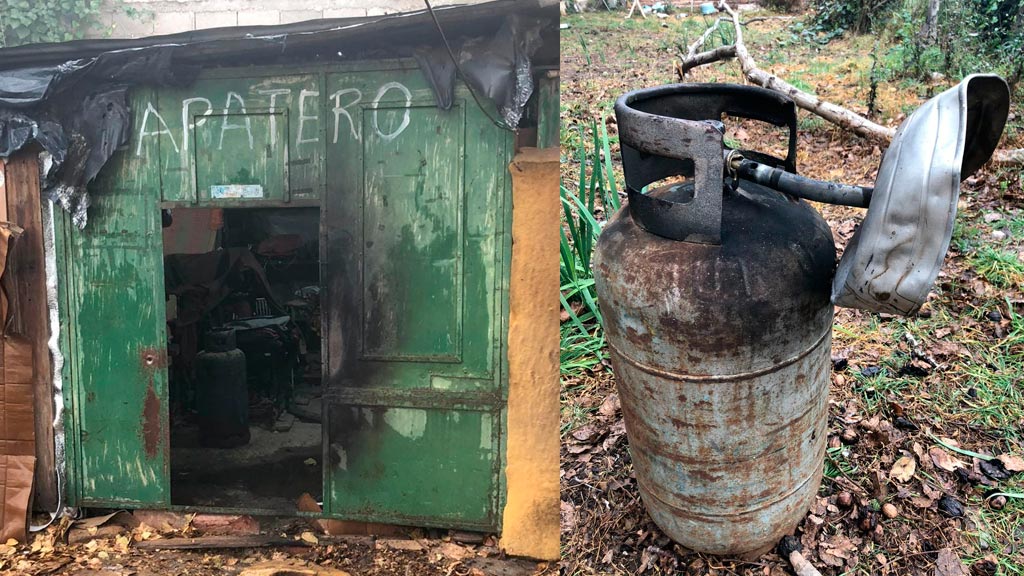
[{"xmin": 161, "ymin": 206, "xmax": 323, "ymax": 511}]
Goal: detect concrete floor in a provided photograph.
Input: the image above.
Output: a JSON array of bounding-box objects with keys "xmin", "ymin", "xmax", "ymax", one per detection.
[{"xmin": 170, "ymin": 421, "xmax": 323, "ymax": 511}]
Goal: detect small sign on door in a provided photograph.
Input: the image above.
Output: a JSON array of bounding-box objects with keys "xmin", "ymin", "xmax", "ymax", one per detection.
[{"xmin": 210, "ymin": 184, "xmax": 264, "ymax": 199}]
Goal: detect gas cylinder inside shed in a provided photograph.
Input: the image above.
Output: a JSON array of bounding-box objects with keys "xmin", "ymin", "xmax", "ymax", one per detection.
[{"xmin": 162, "ymin": 206, "xmax": 323, "ymax": 511}]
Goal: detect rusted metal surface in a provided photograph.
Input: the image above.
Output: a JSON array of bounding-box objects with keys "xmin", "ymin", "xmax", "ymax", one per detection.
[
  {"xmin": 614, "ymin": 83, "xmax": 797, "ymax": 245},
  {"xmin": 139, "ymin": 347, "xmax": 167, "ymax": 460},
  {"xmin": 141, "ymin": 385, "xmax": 161, "ymax": 459},
  {"xmin": 595, "ymin": 86, "xmax": 836, "ymax": 554},
  {"xmin": 596, "ymin": 182, "xmax": 835, "ymax": 555}
]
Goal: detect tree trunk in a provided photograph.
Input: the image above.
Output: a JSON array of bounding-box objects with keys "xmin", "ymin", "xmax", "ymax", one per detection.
[{"xmin": 922, "ymin": 0, "xmax": 942, "ymax": 42}]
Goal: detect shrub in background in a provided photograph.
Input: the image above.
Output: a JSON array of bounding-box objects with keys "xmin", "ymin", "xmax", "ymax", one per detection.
[{"xmin": 809, "ymin": 0, "xmax": 1022, "ymax": 88}]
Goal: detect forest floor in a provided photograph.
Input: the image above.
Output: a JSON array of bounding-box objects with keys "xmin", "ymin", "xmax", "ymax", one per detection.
[{"xmin": 559, "ymin": 6, "xmax": 1024, "ymax": 576}]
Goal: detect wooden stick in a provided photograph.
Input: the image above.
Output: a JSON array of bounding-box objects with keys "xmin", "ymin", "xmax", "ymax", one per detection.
[
  {"xmin": 789, "ymin": 550, "xmax": 825, "ymax": 576},
  {"xmin": 993, "ymin": 148, "xmax": 1024, "ymax": 165},
  {"xmin": 685, "ymin": 18, "xmax": 724, "ymax": 58},
  {"xmin": 674, "ymin": 2, "xmax": 1023, "ymax": 166},
  {"xmin": 677, "ymin": 1, "xmax": 1022, "ymax": 166},
  {"xmin": 718, "ymin": 0, "xmax": 895, "ymax": 142},
  {"xmin": 135, "ymin": 534, "xmax": 375, "ymax": 550},
  {"xmin": 778, "ymin": 537, "xmax": 824, "ymax": 576},
  {"xmin": 679, "ymin": 45, "xmax": 737, "ymax": 75}
]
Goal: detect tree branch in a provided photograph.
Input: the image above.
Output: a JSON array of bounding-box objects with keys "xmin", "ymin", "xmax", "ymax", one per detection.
[
  {"xmin": 718, "ymin": 0, "xmax": 896, "ymax": 142},
  {"xmin": 685, "ymin": 17, "xmax": 724, "ymax": 58},
  {"xmin": 677, "ymin": 45, "xmax": 737, "ymax": 76},
  {"xmin": 676, "ymin": 1, "xmax": 1021, "ymax": 164},
  {"xmin": 993, "ymin": 148, "xmax": 1024, "ymax": 165}
]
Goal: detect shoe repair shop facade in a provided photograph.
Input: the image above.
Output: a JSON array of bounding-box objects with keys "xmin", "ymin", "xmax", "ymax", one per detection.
[{"xmin": 0, "ymin": 0, "xmax": 559, "ymax": 558}]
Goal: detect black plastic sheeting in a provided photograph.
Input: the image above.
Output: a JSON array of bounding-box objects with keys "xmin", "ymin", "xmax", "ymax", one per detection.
[
  {"xmin": 415, "ymin": 14, "xmax": 542, "ymax": 128},
  {"xmin": 0, "ymin": 1, "xmax": 551, "ymax": 228},
  {"xmin": 1, "ymin": 49, "xmax": 199, "ymax": 227}
]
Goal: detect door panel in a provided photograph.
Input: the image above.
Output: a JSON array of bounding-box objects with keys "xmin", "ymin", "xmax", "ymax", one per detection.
[
  {"xmin": 155, "ymin": 75, "xmax": 322, "ymax": 203},
  {"xmin": 327, "ymin": 404, "xmax": 499, "ymax": 527},
  {"xmin": 67, "ymin": 89, "xmax": 169, "ymax": 505},
  {"xmin": 194, "ymin": 111, "xmax": 289, "ymax": 202},
  {"xmin": 323, "ymin": 69, "xmax": 510, "ymax": 530},
  {"xmin": 360, "ymin": 105, "xmax": 464, "ymax": 362}
]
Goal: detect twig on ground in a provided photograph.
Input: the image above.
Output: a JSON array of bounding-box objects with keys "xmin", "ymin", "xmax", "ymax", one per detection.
[
  {"xmin": 685, "ymin": 17, "xmax": 725, "ymax": 57},
  {"xmin": 678, "ymin": 45, "xmax": 738, "ymax": 76},
  {"xmin": 903, "ymin": 332, "xmax": 941, "ymax": 369},
  {"xmin": 720, "ymin": 0, "xmax": 895, "ymax": 142},
  {"xmin": 778, "ymin": 536, "xmax": 824, "ymax": 576},
  {"xmin": 994, "ymin": 148, "xmax": 1024, "ymax": 164}
]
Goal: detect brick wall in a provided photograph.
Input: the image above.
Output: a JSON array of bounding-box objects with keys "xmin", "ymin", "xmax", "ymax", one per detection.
[{"xmin": 93, "ymin": 0, "xmax": 486, "ymax": 38}]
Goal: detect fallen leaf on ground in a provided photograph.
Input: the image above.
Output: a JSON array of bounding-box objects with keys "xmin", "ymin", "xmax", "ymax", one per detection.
[
  {"xmin": 818, "ymin": 534, "xmax": 858, "ymax": 567},
  {"xmin": 598, "ymin": 393, "xmax": 620, "ymax": 417},
  {"xmin": 571, "ymin": 424, "xmax": 601, "ymax": 443},
  {"xmin": 933, "ymin": 548, "xmax": 969, "ymax": 576},
  {"xmin": 240, "ymin": 562, "xmax": 352, "ymax": 576},
  {"xmin": 891, "ymin": 456, "xmax": 917, "ymax": 482},
  {"xmin": 997, "ymin": 454, "xmax": 1024, "ymax": 472},
  {"xmin": 560, "ymin": 500, "xmax": 578, "ymax": 534},
  {"xmin": 378, "ymin": 538, "xmax": 424, "ymax": 551},
  {"xmin": 436, "ymin": 541, "xmax": 473, "ymax": 560},
  {"xmin": 929, "ymin": 446, "xmax": 967, "ymax": 472}
]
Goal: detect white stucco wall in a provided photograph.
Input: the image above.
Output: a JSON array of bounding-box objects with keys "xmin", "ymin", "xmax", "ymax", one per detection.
[{"xmin": 92, "ymin": 0, "xmax": 488, "ymax": 38}]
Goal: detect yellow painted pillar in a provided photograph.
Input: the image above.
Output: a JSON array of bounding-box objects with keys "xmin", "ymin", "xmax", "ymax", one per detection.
[{"xmin": 500, "ymin": 147, "xmax": 560, "ymax": 560}]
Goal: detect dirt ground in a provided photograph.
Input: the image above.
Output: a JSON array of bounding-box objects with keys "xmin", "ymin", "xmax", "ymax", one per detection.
[
  {"xmin": 1, "ymin": 512, "xmax": 552, "ymax": 576},
  {"xmin": 560, "ymin": 6, "xmax": 1024, "ymax": 576}
]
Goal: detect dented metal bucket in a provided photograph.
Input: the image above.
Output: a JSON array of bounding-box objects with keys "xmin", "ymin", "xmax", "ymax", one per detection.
[{"xmin": 594, "ymin": 84, "xmax": 836, "ymax": 555}]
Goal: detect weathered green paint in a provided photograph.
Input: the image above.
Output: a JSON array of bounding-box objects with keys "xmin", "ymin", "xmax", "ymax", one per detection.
[
  {"xmin": 326, "ymin": 405, "xmax": 501, "ymax": 529},
  {"xmin": 323, "ymin": 67, "xmax": 511, "ymax": 530},
  {"xmin": 152, "ymin": 75, "xmax": 323, "ymax": 203},
  {"xmin": 360, "ymin": 102, "xmax": 465, "ymax": 361},
  {"xmin": 60, "ymin": 61, "xmax": 513, "ymax": 530},
  {"xmin": 536, "ymin": 72, "xmax": 560, "ymax": 150},
  {"xmin": 63, "ymin": 87, "xmax": 171, "ymax": 505},
  {"xmin": 53, "ymin": 200, "xmax": 80, "ymax": 508}
]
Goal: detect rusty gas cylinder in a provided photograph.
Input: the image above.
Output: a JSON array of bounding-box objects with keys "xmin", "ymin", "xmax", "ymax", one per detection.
[{"xmin": 593, "ymin": 84, "xmax": 836, "ymax": 555}]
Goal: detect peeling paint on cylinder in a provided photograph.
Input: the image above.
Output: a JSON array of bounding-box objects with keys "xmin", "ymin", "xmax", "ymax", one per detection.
[{"xmin": 593, "ymin": 180, "xmax": 836, "ymax": 556}]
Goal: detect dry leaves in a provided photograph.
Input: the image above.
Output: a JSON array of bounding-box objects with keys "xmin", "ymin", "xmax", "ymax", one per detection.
[
  {"xmin": 890, "ymin": 455, "xmax": 917, "ymax": 482},
  {"xmin": 818, "ymin": 534, "xmax": 860, "ymax": 568},
  {"xmin": 598, "ymin": 393, "xmax": 620, "ymax": 418},
  {"xmin": 997, "ymin": 453, "xmax": 1024, "ymax": 472},
  {"xmin": 933, "ymin": 549, "xmax": 969, "ymax": 576},
  {"xmin": 929, "ymin": 446, "xmax": 968, "ymax": 472}
]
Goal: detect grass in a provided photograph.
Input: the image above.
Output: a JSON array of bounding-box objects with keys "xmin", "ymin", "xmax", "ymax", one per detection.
[
  {"xmin": 957, "ymin": 355, "xmax": 1024, "ymax": 439},
  {"xmin": 971, "ymin": 246, "xmax": 1024, "ymax": 288},
  {"xmin": 560, "ymin": 120, "xmax": 621, "ymax": 376},
  {"xmin": 966, "ymin": 497, "xmax": 1024, "ymax": 575}
]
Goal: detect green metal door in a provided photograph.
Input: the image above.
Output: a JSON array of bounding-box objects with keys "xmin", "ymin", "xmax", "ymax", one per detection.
[
  {"xmin": 323, "ymin": 68, "xmax": 512, "ymax": 530},
  {"xmin": 58, "ymin": 63, "xmax": 511, "ymax": 523},
  {"xmin": 61, "ymin": 88, "xmax": 170, "ymax": 506}
]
